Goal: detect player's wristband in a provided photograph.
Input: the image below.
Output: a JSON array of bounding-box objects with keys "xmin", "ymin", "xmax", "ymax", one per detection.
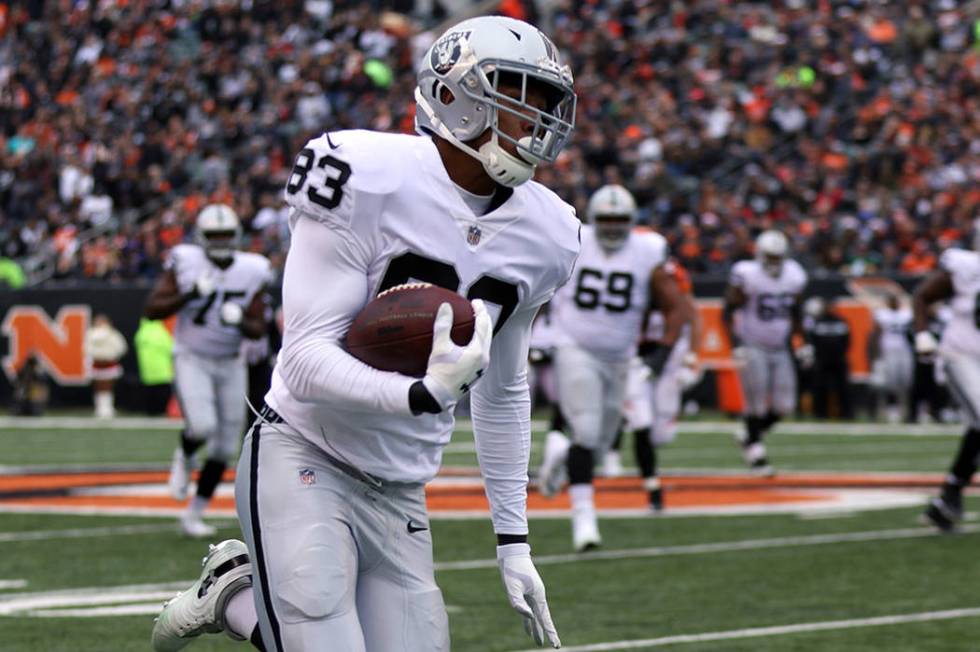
[
  {"xmin": 409, "ymin": 381, "xmax": 442, "ymax": 415},
  {"xmin": 496, "ymin": 533, "xmax": 528, "ymax": 546}
]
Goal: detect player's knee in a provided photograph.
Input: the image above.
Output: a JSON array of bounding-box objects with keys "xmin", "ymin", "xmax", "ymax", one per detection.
[
  {"xmin": 405, "ymin": 587, "xmax": 449, "ymax": 651},
  {"xmin": 186, "ymin": 416, "xmax": 219, "ymax": 440},
  {"xmin": 273, "ymin": 525, "xmax": 356, "ymax": 623},
  {"xmin": 652, "ymin": 419, "xmax": 677, "ymax": 446}
]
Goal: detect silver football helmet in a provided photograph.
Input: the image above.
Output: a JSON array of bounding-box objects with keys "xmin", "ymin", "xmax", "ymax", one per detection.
[
  {"xmin": 755, "ymin": 229, "xmax": 788, "ymax": 277},
  {"xmin": 415, "ymin": 16, "xmax": 576, "ymax": 187},
  {"xmin": 195, "ymin": 204, "xmax": 241, "ymax": 263},
  {"xmin": 587, "ymin": 184, "xmax": 637, "ymax": 251}
]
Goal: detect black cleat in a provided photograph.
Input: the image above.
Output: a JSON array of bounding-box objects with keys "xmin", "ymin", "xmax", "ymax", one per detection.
[
  {"xmin": 649, "ymin": 487, "xmax": 663, "ymax": 513},
  {"xmin": 923, "ymin": 486, "xmax": 963, "ymax": 532}
]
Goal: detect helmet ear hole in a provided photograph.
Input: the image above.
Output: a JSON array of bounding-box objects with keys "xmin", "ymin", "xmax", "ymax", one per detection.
[{"xmin": 437, "ymin": 83, "xmax": 456, "ymax": 106}]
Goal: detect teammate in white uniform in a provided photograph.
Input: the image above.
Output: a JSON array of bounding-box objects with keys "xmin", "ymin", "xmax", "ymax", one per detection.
[
  {"xmin": 914, "ymin": 236, "xmax": 980, "ymax": 531},
  {"xmin": 869, "ymin": 294, "xmax": 913, "ymax": 422},
  {"xmin": 722, "ymin": 230, "xmax": 807, "ymax": 475},
  {"xmin": 145, "ymin": 204, "xmax": 272, "ymax": 538},
  {"xmin": 620, "ymin": 257, "xmax": 702, "ymax": 510},
  {"xmin": 153, "ymin": 16, "xmax": 578, "ymax": 652},
  {"xmin": 537, "ymin": 185, "xmax": 688, "ymax": 551}
]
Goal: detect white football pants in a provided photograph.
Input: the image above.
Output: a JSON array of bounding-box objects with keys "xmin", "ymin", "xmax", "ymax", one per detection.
[
  {"xmin": 738, "ymin": 345, "xmax": 796, "ymax": 417},
  {"xmin": 173, "ymin": 351, "xmax": 247, "ymax": 461},
  {"xmin": 236, "ymin": 420, "xmax": 449, "ymax": 652},
  {"xmin": 943, "ymin": 351, "xmax": 980, "ymax": 429},
  {"xmin": 622, "ymin": 337, "xmax": 689, "ymax": 446},
  {"xmin": 555, "ymin": 345, "xmax": 629, "ymax": 451}
]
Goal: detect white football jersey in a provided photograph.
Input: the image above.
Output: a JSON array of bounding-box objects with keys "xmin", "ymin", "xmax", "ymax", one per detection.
[
  {"xmin": 267, "ymin": 130, "xmax": 580, "ymax": 488},
  {"xmin": 730, "ymin": 258, "xmax": 807, "ymax": 349},
  {"xmin": 939, "ymin": 248, "xmax": 980, "ymax": 357},
  {"xmin": 550, "ymin": 226, "xmax": 667, "ymax": 361},
  {"xmin": 166, "ymin": 244, "xmax": 272, "ymax": 358},
  {"xmin": 874, "ymin": 307, "xmax": 912, "ymax": 353}
]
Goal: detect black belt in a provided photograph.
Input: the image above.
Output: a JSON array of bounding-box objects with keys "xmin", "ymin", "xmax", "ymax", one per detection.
[
  {"xmin": 257, "ymin": 403, "xmax": 384, "ymax": 489},
  {"xmin": 259, "ymin": 403, "xmax": 285, "ymax": 424}
]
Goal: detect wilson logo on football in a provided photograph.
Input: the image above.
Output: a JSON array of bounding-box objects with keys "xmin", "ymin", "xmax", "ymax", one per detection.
[{"xmin": 1, "ymin": 305, "xmax": 91, "ymax": 385}]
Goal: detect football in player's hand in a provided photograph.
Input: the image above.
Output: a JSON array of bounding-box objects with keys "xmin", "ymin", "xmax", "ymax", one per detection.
[{"xmin": 345, "ymin": 283, "xmax": 476, "ymax": 377}]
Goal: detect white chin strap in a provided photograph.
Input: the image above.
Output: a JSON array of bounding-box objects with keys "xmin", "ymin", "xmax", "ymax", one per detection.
[
  {"xmin": 477, "ymin": 137, "xmax": 536, "ymax": 187},
  {"xmin": 416, "ymin": 92, "xmax": 536, "ymax": 188}
]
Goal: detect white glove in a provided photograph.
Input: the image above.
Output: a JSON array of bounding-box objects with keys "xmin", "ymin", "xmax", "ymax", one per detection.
[
  {"xmin": 422, "ymin": 300, "xmax": 492, "ymax": 410},
  {"xmin": 795, "ymin": 343, "xmax": 815, "ymax": 368},
  {"xmin": 194, "ymin": 274, "xmax": 216, "ymax": 298},
  {"xmin": 678, "ymin": 352, "xmax": 703, "ymax": 390},
  {"xmin": 220, "ymin": 301, "xmax": 243, "ymax": 326},
  {"xmin": 497, "ymin": 543, "xmax": 561, "ymax": 648},
  {"xmin": 915, "ymin": 330, "xmax": 938, "ymax": 356}
]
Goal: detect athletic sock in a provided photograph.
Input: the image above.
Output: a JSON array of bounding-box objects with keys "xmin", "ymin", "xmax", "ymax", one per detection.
[
  {"xmin": 948, "ymin": 428, "xmax": 980, "ymax": 486},
  {"xmin": 633, "ymin": 428, "xmax": 655, "ymax": 478},
  {"xmin": 249, "ymin": 625, "xmax": 266, "ymax": 651},
  {"xmin": 195, "ymin": 458, "xmax": 227, "ymax": 499},
  {"xmin": 567, "ymin": 445, "xmax": 594, "ymax": 485},
  {"xmin": 549, "ymin": 405, "xmax": 567, "ymax": 433},
  {"xmin": 745, "ymin": 416, "xmax": 764, "ymax": 445},
  {"xmin": 762, "ymin": 411, "xmax": 782, "ymax": 433},
  {"xmin": 609, "ymin": 421, "xmax": 625, "ymax": 454},
  {"xmin": 568, "ymin": 483, "xmax": 595, "ymax": 510},
  {"xmin": 224, "ymin": 585, "xmax": 259, "ymax": 641},
  {"xmin": 180, "ymin": 429, "xmax": 205, "ymax": 458}
]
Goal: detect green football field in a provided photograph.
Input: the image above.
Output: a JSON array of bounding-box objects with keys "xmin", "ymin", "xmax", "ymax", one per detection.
[{"xmin": 1, "ymin": 416, "xmax": 978, "ymax": 651}]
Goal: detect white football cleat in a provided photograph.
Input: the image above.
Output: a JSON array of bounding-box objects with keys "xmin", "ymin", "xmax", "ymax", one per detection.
[
  {"xmin": 152, "ymin": 539, "xmax": 253, "ymax": 652},
  {"xmin": 743, "ymin": 442, "xmax": 775, "ymax": 477},
  {"xmin": 538, "ymin": 430, "xmax": 571, "ymax": 498},
  {"xmin": 180, "ymin": 513, "xmax": 217, "ymax": 539},
  {"xmin": 600, "ymin": 450, "xmax": 624, "ymax": 478},
  {"xmin": 571, "ymin": 502, "xmax": 601, "ymax": 552},
  {"xmin": 169, "ymin": 448, "xmax": 194, "ymax": 501}
]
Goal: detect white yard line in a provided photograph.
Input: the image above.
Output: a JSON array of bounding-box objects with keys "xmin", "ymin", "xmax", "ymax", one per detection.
[
  {"xmin": 0, "ymin": 523, "xmax": 234, "ymax": 543},
  {"xmin": 0, "ymin": 582, "xmax": 188, "ymax": 615},
  {"xmin": 509, "ymin": 607, "xmax": 980, "ymax": 651},
  {"xmin": 0, "ymin": 580, "xmax": 27, "ymax": 590},
  {"xmin": 434, "ymin": 524, "xmax": 980, "ymax": 571}
]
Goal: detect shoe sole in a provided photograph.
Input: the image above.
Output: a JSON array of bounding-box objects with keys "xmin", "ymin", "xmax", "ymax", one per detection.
[{"xmin": 922, "ymin": 500, "xmax": 960, "ymax": 533}]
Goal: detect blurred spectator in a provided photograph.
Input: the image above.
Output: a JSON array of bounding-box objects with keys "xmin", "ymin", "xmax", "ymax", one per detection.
[
  {"xmin": 12, "ymin": 355, "xmax": 49, "ymax": 416},
  {"xmin": 85, "ymin": 313, "xmax": 128, "ymax": 418},
  {"xmin": 134, "ymin": 317, "xmax": 173, "ymax": 416},
  {"xmin": 2, "ymin": 1, "xmax": 979, "ymax": 284},
  {"xmin": 807, "ymin": 297, "xmax": 853, "ymax": 420}
]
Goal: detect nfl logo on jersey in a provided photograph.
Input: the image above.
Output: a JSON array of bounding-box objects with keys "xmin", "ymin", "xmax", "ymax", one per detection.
[
  {"xmin": 299, "ymin": 468, "xmax": 316, "ymax": 486},
  {"xmin": 467, "ymin": 225, "xmax": 482, "ymax": 246}
]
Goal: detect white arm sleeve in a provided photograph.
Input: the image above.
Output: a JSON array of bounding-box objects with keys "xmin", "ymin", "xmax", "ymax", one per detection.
[
  {"xmin": 276, "ymin": 214, "xmax": 416, "ymax": 415},
  {"xmin": 471, "ymin": 304, "xmax": 538, "ymax": 535}
]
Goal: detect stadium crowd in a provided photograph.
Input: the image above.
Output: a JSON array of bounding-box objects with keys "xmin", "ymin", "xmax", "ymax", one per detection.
[{"xmin": 1, "ymin": 0, "xmax": 979, "ymax": 284}]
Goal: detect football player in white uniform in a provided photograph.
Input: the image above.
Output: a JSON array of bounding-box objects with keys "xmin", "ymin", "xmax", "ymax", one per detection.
[
  {"xmin": 145, "ymin": 204, "xmax": 272, "ymax": 538},
  {"xmin": 153, "ymin": 16, "xmax": 578, "ymax": 652},
  {"xmin": 537, "ymin": 185, "xmax": 688, "ymax": 551},
  {"xmin": 914, "ymin": 234, "xmax": 980, "ymax": 531},
  {"xmin": 722, "ymin": 230, "xmax": 807, "ymax": 475},
  {"xmin": 621, "ymin": 257, "xmax": 702, "ymax": 510},
  {"xmin": 869, "ymin": 293, "xmax": 913, "ymax": 422}
]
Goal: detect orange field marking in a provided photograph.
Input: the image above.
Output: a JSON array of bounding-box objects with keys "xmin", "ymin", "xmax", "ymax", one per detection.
[{"xmin": 0, "ymin": 470, "xmax": 943, "ymax": 515}]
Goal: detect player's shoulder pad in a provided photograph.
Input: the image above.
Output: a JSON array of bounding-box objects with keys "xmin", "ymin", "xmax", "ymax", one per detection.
[
  {"xmin": 165, "ymin": 242, "xmax": 199, "ymax": 269},
  {"xmin": 306, "ymin": 129, "xmax": 416, "ymax": 195},
  {"xmin": 939, "ymin": 247, "xmax": 980, "ymax": 275},
  {"xmin": 729, "ymin": 259, "xmax": 754, "ymax": 286},
  {"xmin": 237, "ymin": 250, "xmax": 273, "ymax": 274},
  {"xmin": 636, "ymin": 230, "xmax": 669, "ymax": 263},
  {"xmin": 521, "ymin": 181, "xmax": 581, "ymax": 289},
  {"xmin": 785, "ymin": 259, "xmax": 808, "ymax": 287},
  {"xmin": 523, "ymin": 181, "xmax": 581, "ymax": 256}
]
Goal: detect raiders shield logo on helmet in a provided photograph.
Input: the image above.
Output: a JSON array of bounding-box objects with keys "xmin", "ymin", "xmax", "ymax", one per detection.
[{"xmin": 431, "ymin": 30, "xmax": 472, "ymax": 75}]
